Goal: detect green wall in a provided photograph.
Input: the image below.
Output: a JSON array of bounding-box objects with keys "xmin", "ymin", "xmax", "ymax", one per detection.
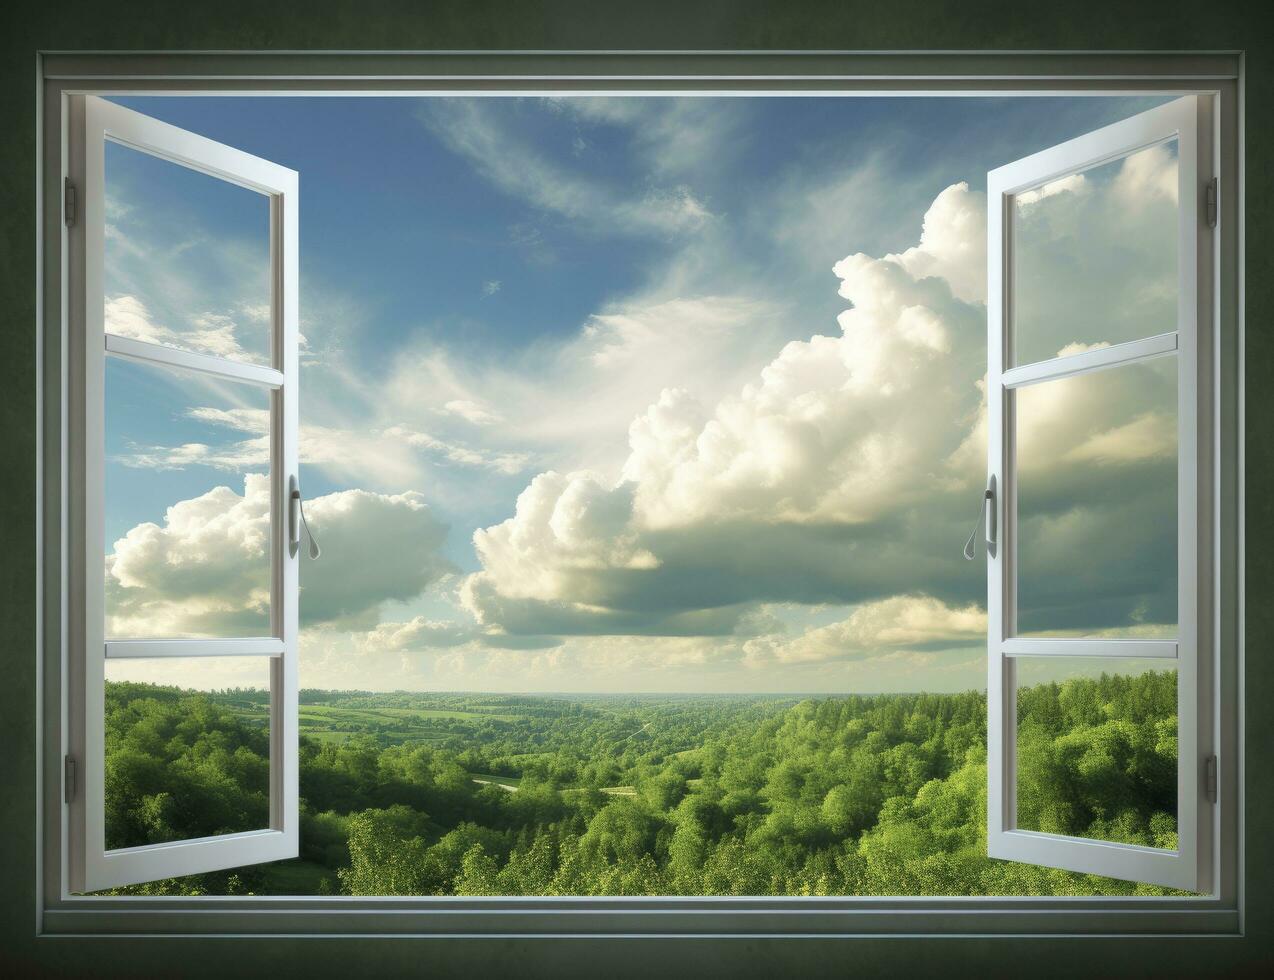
[{"xmin": 1, "ymin": 1, "xmax": 1269, "ymax": 975}]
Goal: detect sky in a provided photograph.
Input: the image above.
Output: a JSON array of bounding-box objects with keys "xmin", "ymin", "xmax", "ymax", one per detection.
[{"xmin": 99, "ymin": 94, "xmax": 1181, "ymax": 693}]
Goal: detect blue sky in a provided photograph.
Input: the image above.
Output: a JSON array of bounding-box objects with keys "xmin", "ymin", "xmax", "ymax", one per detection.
[{"xmin": 101, "ymin": 94, "xmax": 1178, "ymax": 692}]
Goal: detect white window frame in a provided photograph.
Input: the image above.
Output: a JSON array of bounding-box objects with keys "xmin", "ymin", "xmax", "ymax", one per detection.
[
  {"xmin": 986, "ymin": 96, "xmax": 1215, "ymax": 892},
  {"xmin": 64, "ymin": 95, "xmax": 301, "ymax": 893},
  {"xmin": 36, "ymin": 51, "xmax": 1243, "ymax": 938}
]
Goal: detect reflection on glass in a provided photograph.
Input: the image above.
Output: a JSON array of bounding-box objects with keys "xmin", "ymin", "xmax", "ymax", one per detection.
[
  {"xmin": 105, "ymin": 657, "xmax": 271, "ymax": 851},
  {"xmin": 105, "ymin": 356, "xmax": 272, "ymax": 639},
  {"xmin": 104, "ymin": 138, "xmax": 272, "ymax": 366},
  {"xmin": 1015, "ymin": 355, "xmax": 1176, "ymax": 638},
  {"xmin": 1012, "ymin": 140, "xmax": 1178, "ymax": 367},
  {"xmin": 1014, "ymin": 656, "xmax": 1177, "ymax": 849}
]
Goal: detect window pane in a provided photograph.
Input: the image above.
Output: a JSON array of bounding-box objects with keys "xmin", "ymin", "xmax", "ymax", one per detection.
[
  {"xmin": 1015, "ymin": 355, "xmax": 1176, "ymax": 638},
  {"xmin": 1011, "ymin": 140, "xmax": 1178, "ymax": 367},
  {"xmin": 105, "ymin": 657, "xmax": 272, "ymax": 851},
  {"xmin": 1014, "ymin": 656, "xmax": 1177, "ymax": 848},
  {"xmin": 104, "ymin": 137, "xmax": 272, "ymax": 366},
  {"xmin": 105, "ymin": 355, "xmax": 273, "ymax": 639}
]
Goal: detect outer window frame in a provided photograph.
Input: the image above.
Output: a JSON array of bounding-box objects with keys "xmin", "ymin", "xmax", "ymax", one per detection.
[{"xmin": 36, "ymin": 51, "xmax": 1243, "ymax": 938}]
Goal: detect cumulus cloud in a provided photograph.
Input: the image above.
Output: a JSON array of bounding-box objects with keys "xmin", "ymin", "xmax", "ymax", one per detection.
[
  {"xmin": 104, "ymin": 113, "xmax": 1182, "ymax": 685},
  {"xmin": 460, "ymin": 183, "xmax": 988, "ymax": 636},
  {"xmin": 462, "ymin": 169, "xmax": 1178, "ymax": 642},
  {"xmin": 743, "ymin": 596, "xmax": 987, "ymax": 665},
  {"xmin": 357, "ymin": 616, "xmax": 474, "ymax": 651},
  {"xmin": 884, "ymin": 181, "xmax": 987, "ymax": 305},
  {"xmin": 1012, "ymin": 143, "xmax": 1179, "ymax": 365},
  {"xmin": 106, "ymin": 475, "xmax": 455, "ymax": 637}
]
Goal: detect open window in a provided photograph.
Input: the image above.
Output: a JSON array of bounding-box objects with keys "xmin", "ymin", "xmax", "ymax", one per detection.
[
  {"xmin": 984, "ymin": 96, "xmax": 1215, "ymax": 891},
  {"xmin": 66, "ymin": 96, "xmax": 303, "ymax": 892}
]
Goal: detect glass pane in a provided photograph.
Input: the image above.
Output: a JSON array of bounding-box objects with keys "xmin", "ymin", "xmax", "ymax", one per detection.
[
  {"xmin": 1014, "ymin": 656, "xmax": 1177, "ymax": 848},
  {"xmin": 104, "ymin": 138, "xmax": 272, "ymax": 366},
  {"xmin": 105, "ymin": 355, "xmax": 272, "ymax": 639},
  {"xmin": 1012, "ymin": 140, "xmax": 1178, "ymax": 367},
  {"xmin": 105, "ymin": 657, "xmax": 272, "ymax": 851},
  {"xmin": 1015, "ymin": 355, "xmax": 1176, "ymax": 638}
]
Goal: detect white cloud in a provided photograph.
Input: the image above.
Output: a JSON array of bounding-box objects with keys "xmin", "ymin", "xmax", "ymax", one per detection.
[
  {"xmin": 1016, "ymin": 172, "xmax": 1087, "ymax": 207},
  {"xmin": 1113, "ymin": 143, "xmax": 1177, "ymax": 205},
  {"xmin": 106, "ymin": 294, "xmax": 266, "ymax": 364},
  {"xmin": 885, "ymin": 181, "xmax": 988, "ymax": 304},
  {"xmin": 459, "ymin": 183, "xmax": 989, "ymax": 636},
  {"xmin": 380, "ymin": 294, "xmax": 794, "ymax": 482},
  {"xmin": 547, "ymin": 97, "xmax": 746, "ymax": 180},
  {"xmin": 1012, "ymin": 146, "xmax": 1178, "ymax": 364},
  {"xmin": 116, "ymin": 402, "xmax": 531, "ymax": 482},
  {"xmin": 442, "ymin": 399, "xmax": 501, "ymax": 426},
  {"xmin": 106, "ymin": 475, "xmax": 455, "ymax": 637},
  {"xmin": 461, "ymin": 172, "xmax": 1179, "ymax": 642},
  {"xmin": 357, "ymin": 616, "xmax": 474, "ymax": 652},
  {"xmin": 383, "ymin": 425, "xmax": 531, "ymax": 475},
  {"xmin": 743, "ymin": 596, "xmax": 986, "ymax": 665},
  {"xmin": 419, "ymin": 100, "xmax": 714, "ymax": 237},
  {"xmin": 103, "ymin": 105, "xmax": 1186, "ymax": 686}
]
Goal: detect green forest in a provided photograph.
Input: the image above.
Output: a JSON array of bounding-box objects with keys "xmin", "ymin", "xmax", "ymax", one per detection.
[{"xmin": 100, "ymin": 671, "xmax": 1183, "ymax": 897}]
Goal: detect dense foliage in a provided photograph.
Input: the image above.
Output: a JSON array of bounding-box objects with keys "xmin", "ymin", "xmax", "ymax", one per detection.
[{"xmin": 99, "ymin": 672, "xmax": 1181, "ymax": 897}]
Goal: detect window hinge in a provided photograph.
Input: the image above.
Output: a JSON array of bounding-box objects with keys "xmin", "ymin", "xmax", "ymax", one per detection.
[
  {"xmin": 64, "ymin": 755, "xmax": 76, "ymax": 804},
  {"xmin": 64, "ymin": 178, "xmax": 76, "ymax": 227},
  {"xmin": 1205, "ymin": 754, "xmax": 1218, "ymax": 804},
  {"xmin": 1205, "ymin": 177, "xmax": 1218, "ymax": 229}
]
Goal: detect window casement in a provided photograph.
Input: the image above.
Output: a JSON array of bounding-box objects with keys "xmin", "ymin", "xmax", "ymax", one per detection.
[
  {"xmin": 66, "ymin": 95, "xmax": 302, "ymax": 892},
  {"xmin": 984, "ymin": 96, "xmax": 1215, "ymax": 892},
  {"xmin": 39, "ymin": 52, "xmax": 1240, "ymax": 937}
]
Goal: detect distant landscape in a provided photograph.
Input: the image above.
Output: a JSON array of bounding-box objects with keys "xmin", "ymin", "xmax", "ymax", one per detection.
[{"xmin": 100, "ymin": 674, "xmax": 1183, "ymax": 897}]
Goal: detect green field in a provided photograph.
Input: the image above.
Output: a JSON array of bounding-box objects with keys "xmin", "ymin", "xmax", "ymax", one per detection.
[{"xmin": 221, "ymin": 696, "xmax": 528, "ymax": 746}]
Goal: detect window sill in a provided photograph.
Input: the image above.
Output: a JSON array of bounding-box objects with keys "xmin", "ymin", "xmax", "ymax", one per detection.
[{"xmin": 41, "ymin": 896, "xmax": 1240, "ymax": 938}]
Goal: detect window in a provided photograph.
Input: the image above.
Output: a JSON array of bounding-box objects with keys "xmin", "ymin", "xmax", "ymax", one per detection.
[
  {"xmin": 66, "ymin": 96, "xmax": 303, "ymax": 891},
  {"xmin": 984, "ymin": 97, "xmax": 1214, "ymax": 891},
  {"xmin": 41, "ymin": 53, "xmax": 1240, "ymax": 936}
]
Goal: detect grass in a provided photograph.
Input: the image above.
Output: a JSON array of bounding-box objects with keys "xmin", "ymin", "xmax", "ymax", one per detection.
[
  {"xmin": 469, "ymin": 772, "xmax": 522, "ymax": 791},
  {"xmin": 221, "ymin": 698, "xmax": 528, "ymax": 747},
  {"xmin": 257, "ymin": 859, "xmax": 338, "ymax": 895}
]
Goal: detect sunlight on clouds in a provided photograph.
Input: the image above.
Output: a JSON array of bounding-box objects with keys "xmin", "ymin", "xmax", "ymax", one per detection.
[
  {"xmin": 1012, "ymin": 143, "xmax": 1178, "ymax": 365},
  {"xmin": 1015, "ymin": 172, "xmax": 1087, "ymax": 207},
  {"xmin": 462, "ymin": 169, "xmax": 1178, "ymax": 646},
  {"xmin": 107, "ymin": 475, "xmax": 455, "ymax": 637},
  {"xmin": 106, "ymin": 294, "xmax": 262, "ymax": 363},
  {"xmin": 108, "ymin": 474, "xmax": 272, "ymax": 638},
  {"xmin": 1113, "ymin": 143, "xmax": 1178, "ymax": 205},
  {"xmin": 743, "ymin": 596, "xmax": 987, "ymax": 666},
  {"xmin": 380, "ymin": 295, "xmax": 790, "ymax": 485},
  {"xmin": 102, "ymin": 99, "xmax": 1186, "ymax": 692},
  {"xmin": 884, "ymin": 181, "xmax": 988, "ymax": 305}
]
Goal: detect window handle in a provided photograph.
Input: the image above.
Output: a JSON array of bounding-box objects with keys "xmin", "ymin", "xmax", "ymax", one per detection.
[
  {"xmin": 963, "ymin": 475, "xmax": 997, "ymax": 560},
  {"xmin": 289, "ymin": 476, "xmax": 321, "ymax": 560}
]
